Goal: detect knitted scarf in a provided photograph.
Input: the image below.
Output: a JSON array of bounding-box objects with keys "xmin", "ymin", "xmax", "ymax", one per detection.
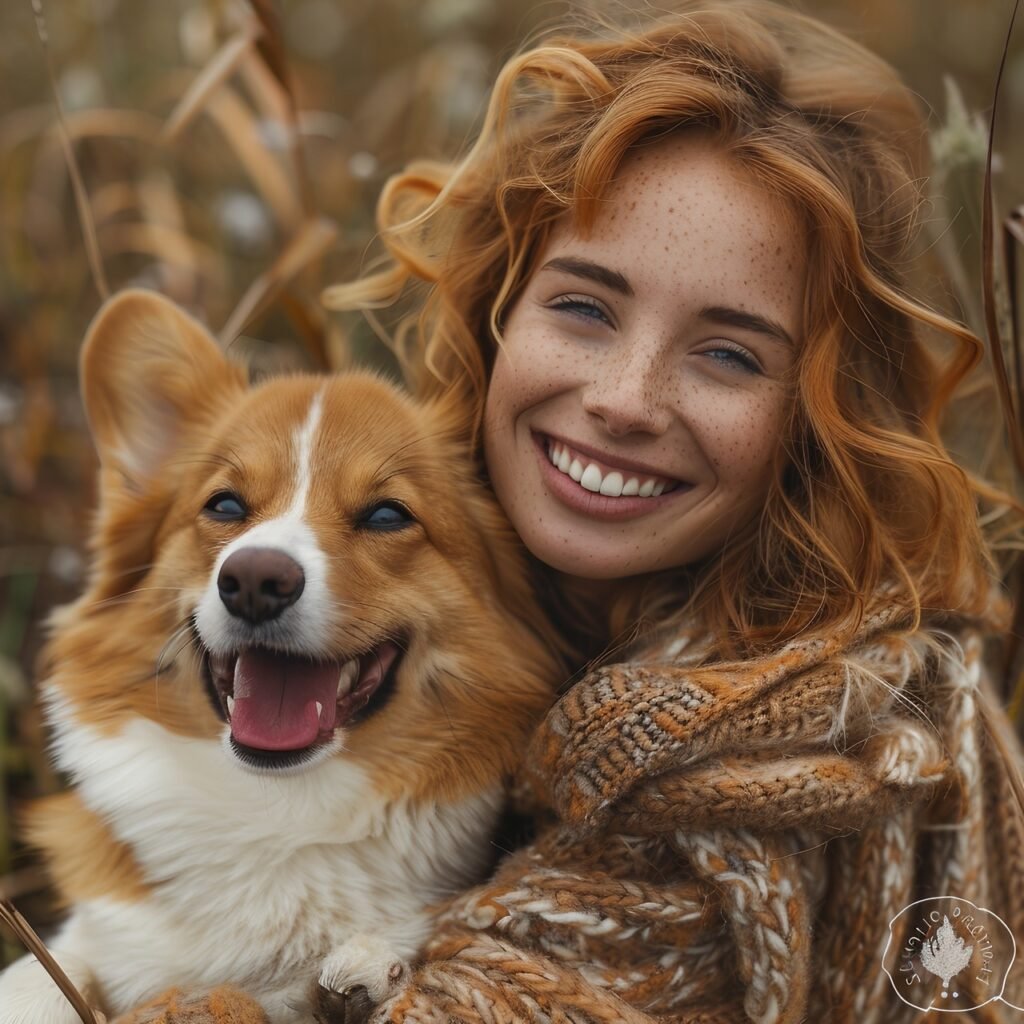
[{"xmin": 113, "ymin": 601, "xmax": 1024, "ymax": 1024}]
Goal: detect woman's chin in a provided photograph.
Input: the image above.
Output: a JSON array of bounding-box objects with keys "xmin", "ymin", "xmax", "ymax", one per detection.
[{"xmin": 519, "ymin": 528, "xmax": 662, "ymax": 581}]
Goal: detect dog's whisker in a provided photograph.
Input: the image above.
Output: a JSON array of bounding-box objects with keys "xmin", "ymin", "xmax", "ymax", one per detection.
[
  {"xmin": 426, "ymin": 675, "xmax": 458, "ymax": 745},
  {"xmin": 369, "ymin": 428, "xmax": 457, "ymax": 483},
  {"xmin": 155, "ymin": 620, "xmax": 194, "ymax": 680},
  {"xmin": 89, "ymin": 587, "xmax": 187, "ymax": 612},
  {"xmin": 168, "ymin": 451, "xmax": 245, "ymax": 476}
]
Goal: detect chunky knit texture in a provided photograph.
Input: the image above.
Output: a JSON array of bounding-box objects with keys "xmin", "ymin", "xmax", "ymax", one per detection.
[
  {"xmin": 112, "ymin": 987, "xmax": 270, "ymax": 1024},
  {"xmin": 367, "ymin": 603, "xmax": 1024, "ymax": 1024},
  {"xmin": 113, "ymin": 602, "xmax": 1024, "ymax": 1024}
]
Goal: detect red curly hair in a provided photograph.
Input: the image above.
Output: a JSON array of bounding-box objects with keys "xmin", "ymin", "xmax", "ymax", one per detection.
[{"xmin": 325, "ymin": 0, "xmax": 1002, "ymax": 654}]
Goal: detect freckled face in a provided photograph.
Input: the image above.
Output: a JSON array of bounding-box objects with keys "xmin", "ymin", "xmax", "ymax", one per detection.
[{"xmin": 483, "ymin": 135, "xmax": 805, "ymax": 579}]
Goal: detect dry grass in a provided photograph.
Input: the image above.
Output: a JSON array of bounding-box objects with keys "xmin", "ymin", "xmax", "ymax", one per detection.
[{"xmin": 0, "ymin": 0, "xmax": 1022, "ymax": 971}]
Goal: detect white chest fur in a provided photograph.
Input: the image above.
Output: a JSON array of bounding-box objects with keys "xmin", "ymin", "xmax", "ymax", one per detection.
[{"xmin": 42, "ymin": 689, "xmax": 500, "ymax": 1020}]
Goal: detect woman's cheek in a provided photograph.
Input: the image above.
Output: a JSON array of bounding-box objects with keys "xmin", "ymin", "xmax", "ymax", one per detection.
[
  {"xmin": 703, "ymin": 387, "xmax": 788, "ymax": 485},
  {"xmin": 495, "ymin": 320, "xmax": 586, "ymax": 407}
]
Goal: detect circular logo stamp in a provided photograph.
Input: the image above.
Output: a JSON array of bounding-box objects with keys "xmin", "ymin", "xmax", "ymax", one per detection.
[{"xmin": 882, "ymin": 896, "xmax": 1017, "ymax": 1013}]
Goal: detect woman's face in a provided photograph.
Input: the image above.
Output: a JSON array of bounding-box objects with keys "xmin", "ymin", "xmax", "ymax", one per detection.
[{"xmin": 483, "ymin": 135, "xmax": 805, "ymax": 579}]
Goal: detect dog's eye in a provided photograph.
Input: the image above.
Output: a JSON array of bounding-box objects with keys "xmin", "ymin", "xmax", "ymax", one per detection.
[
  {"xmin": 361, "ymin": 501, "xmax": 414, "ymax": 531},
  {"xmin": 204, "ymin": 491, "xmax": 247, "ymax": 521}
]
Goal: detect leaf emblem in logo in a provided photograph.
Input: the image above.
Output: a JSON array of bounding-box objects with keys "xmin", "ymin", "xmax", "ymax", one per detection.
[{"xmin": 919, "ymin": 915, "xmax": 973, "ymax": 996}]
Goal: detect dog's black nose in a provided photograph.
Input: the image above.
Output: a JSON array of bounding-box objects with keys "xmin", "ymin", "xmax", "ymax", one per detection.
[{"xmin": 218, "ymin": 548, "xmax": 305, "ymax": 624}]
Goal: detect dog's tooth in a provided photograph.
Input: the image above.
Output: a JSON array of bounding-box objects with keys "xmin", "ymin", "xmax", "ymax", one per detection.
[
  {"xmin": 226, "ymin": 695, "xmax": 235, "ymax": 718},
  {"xmin": 337, "ymin": 659, "xmax": 358, "ymax": 697},
  {"xmin": 315, "ymin": 701, "xmax": 324, "ymax": 719}
]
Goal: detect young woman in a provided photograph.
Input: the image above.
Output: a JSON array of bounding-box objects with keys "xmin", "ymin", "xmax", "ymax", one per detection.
[{"xmin": 116, "ymin": 1, "xmax": 1024, "ymax": 1022}]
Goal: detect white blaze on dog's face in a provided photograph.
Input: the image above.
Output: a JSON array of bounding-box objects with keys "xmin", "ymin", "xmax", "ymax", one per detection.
[
  {"xmin": 75, "ymin": 290, "xmax": 550, "ymax": 793},
  {"xmin": 189, "ymin": 387, "xmax": 348, "ymax": 771}
]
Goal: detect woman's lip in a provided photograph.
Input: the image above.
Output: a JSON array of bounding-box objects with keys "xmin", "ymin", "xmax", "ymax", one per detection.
[
  {"xmin": 538, "ymin": 431, "xmax": 681, "ymax": 482},
  {"xmin": 532, "ymin": 434, "xmax": 692, "ymax": 521}
]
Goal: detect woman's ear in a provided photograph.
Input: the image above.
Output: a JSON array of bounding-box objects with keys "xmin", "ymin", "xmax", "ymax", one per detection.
[{"xmin": 80, "ymin": 289, "xmax": 246, "ymax": 487}]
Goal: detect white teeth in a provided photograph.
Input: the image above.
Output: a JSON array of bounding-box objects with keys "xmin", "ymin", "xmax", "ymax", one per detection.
[
  {"xmin": 579, "ymin": 463, "xmax": 603, "ymax": 492},
  {"xmin": 315, "ymin": 701, "xmax": 324, "ymax": 718},
  {"xmin": 226, "ymin": 695, "xmax": 235, "ymax": 718},
  {"xmin": 337, "ymin": 659, "xmax": 358, "ymax": 697},
  {"xmin": 233, "ymin": 658, "xmax": 250, "ymax": 699},
  {"xmin": 546, "ymin": 438, "xmax": 675, "ymax": 498},
  {"xmin": 599, "ymin": 471, "xmax": 624, "ymax": 497}
]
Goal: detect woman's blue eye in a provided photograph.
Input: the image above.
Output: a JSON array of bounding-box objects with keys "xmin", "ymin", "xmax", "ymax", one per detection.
[
  {"xmin": 706, "ymin": 347, "xmax": 761, "ymax": 374},
  {"xmin": 204, "ymin": 491, "xmax": 247, "ymax": 520},
  {"xmin": 550, "ymin": 297, "xmax": 611, "ymax": 325},
  {"xmin": 362, "ymin": 501, "xmax": 414, "ymax": 531}
]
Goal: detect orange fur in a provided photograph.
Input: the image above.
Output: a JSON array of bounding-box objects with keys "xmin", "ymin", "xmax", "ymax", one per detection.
[
  {"xmin": 34, "ymin": 286, "xmax": 561, "ymax": 910},
  {"xmin": 24, "ymin": 793, "xmax": 149, "ymax": 905}
]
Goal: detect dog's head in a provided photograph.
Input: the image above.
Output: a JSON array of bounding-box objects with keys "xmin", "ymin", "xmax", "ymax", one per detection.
[{"xmin": 57, "ymin": 290, "xmax": 555, "ymax": 798}]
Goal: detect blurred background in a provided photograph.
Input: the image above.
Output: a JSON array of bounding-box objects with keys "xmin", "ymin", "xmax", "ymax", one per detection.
[{"xmin": 0, "ymin": 0, "xmax": 1022, "ymax": 960}]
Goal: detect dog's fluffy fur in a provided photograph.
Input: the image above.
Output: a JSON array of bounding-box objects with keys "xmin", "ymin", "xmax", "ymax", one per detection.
[{"xmin": 0, "ymin": 291, "xmax": 557, "ymax": 1023}]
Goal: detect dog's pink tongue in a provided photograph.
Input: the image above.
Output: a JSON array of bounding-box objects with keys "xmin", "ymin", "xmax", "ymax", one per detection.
[{"xmin": 231, "ymin": 652, "xmax": 338, "ymax": 751}]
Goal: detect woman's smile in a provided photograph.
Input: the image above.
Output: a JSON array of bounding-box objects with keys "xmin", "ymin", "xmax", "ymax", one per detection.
[{"xmin": 532, "ymin": 432, "xmax": 692, "ymax": 522}]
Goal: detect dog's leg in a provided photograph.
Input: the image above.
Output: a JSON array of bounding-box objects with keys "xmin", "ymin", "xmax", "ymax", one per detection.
[
  {"xmin": 312, "ymin": 935, "xmax": 407, "ymax": 1024},
  {"xmin": 0, "ymin": 950, "xmax": 105, "ymax": 1024}
]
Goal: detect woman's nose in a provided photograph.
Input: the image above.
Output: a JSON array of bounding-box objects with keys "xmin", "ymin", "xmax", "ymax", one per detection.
[{"xmin": 580, "ymin": 339, "xmax": 673, "ymax": 436}]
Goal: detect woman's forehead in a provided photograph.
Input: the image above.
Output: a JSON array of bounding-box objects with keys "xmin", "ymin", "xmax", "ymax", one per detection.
[{"xmin": 542, "ymin": 135, "xmax": 806, "ymax": 331}]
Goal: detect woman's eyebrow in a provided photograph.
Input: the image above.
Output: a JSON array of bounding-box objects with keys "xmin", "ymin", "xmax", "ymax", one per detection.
[
  {"xmin": 700, "ymin": 306, "xmax": 794, "ymax": 348},
  {"xmin": 541, "ymin": 257, "xmax": 634, "ymax": 297},
  {"xmin": 541, "ymin": 259, "xmax": 793, "ymax": 347}
]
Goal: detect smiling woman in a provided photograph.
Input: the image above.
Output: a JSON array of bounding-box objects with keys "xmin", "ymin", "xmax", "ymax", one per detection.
[{"xmin": 485, "ymin": 135, "xmax": 801, "ymax": 577}]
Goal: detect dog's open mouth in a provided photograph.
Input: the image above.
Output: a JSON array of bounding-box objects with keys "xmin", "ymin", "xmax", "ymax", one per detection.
[{"xmin": 199, "ymin": 640, "xmax": 403, "ymax": 762}]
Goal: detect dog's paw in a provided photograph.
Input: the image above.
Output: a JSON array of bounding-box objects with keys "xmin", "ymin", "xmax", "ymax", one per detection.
[
  {"xmin": 310, "ymin": 982, "xmax": 375, "ymax": 1024},
  {"xmin": 313, "ymin": 936, "xmax": 407, "ymax": 1024}
]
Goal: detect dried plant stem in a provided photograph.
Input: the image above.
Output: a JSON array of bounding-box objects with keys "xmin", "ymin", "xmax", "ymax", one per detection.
[
  {"xmin": 981, "ymin": 0, "xmax": 1022, "ymax": 466},
  {"xmin": 0, "ymin": 900, "xmax": 99, "ymax": 1024},
  {"xmin": 218, "ymin": 216, "xmax": 338, "ymax": 347},
  {"xmin": 205, "ymin": 87, "xmax": 302, "ymax": 228},
  {"xmin": 29, "ymin": 0, "xmax": 109, "ymax": 301},
  {"xmin": 1007, "ymin": 207, "xmax": 1024, "ymax": 387},
  {"xmin": 248, "ymin": 0, "xmax": 315, "ymax": 218},
  {"xmin": 983, "ymin": 0, "xmax": 1024, "ymax": 711},
  {"xmin": 161, "ymin": 19, "xmax": 263, "ymax": 144}
]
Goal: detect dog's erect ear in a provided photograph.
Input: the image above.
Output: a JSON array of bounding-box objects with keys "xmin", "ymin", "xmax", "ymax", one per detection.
[{"xmin": 81, "ymin": 289, "xmax": 245, "ymax": 484}]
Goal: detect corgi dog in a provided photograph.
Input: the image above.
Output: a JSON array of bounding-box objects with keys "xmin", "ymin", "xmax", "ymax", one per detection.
[{"xmin": 0, "ymin": 290, "xmax": 558, "ymax": 1024}]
